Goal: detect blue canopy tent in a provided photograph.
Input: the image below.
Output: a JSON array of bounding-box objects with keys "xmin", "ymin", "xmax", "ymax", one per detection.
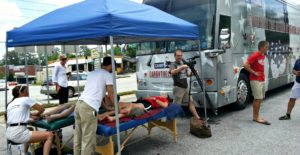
[{"xmin": 5, "ymin": 0, "xmax": 199, "ymax": 154}]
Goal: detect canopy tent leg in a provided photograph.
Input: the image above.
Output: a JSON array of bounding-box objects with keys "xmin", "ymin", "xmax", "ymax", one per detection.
[
  {"xmin": 110, "ymin": 36, "xmax": 121, "ymax": 155},
  {"xmin": 24, "ymin": 47, "xmax": 29, "ymax": 89},
  {"xmin": 75, "ymin": 45, "xmax": 80, "ymax": 99},
  {"xmin": 44, "ymin": 46, "xmax": 50, "ymax": 105},
  {"xmin": 5, "ymin": 47, "xmax": 10, "ymax": 154}
]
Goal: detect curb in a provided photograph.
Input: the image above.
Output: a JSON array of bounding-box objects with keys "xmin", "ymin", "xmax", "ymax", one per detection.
[{"xmin": 0, "ymin": 91, "xmax": 136, "ymax": 116}]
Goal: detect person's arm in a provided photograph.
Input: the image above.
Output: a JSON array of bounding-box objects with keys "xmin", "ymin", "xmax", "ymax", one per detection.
[
  {"xmin": 107, "ymin": 85, "xmax": 115, "ymax": 108},
  {"xmin": 30, "ymin": 103, "xmax": 45, "ymax": 121},
  {"xmin": 52, "ymin": 66, "xmax": 61, "ymax": 91},
  {"xmin": 292, "ymin": 69, "xmax": 300, "ymax": 76},
  {"xmin": 52, "ymin": 66, "xmax": 58, "ymax": 85},
  {"xmin": 243, "ymin": 60, "xmax": 260, "ymax": 77},
  {"xmin": 170, "ymin": 64, "xmax": 188, "ymax": 76}
]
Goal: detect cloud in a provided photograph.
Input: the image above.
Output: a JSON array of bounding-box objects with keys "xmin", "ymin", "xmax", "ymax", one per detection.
[
  {"xmin": 130, "ymin": 0, "xmax": 143, "ymax": 3},
  {"xmin": 0, "ymin": 1, "xmax": 22, "ymax": 26},
  {"xmin": 287, "ymin": 0, "xmax": 300, "ymax": 6},
  {"xmin": 41, "ymin": 0, "xmax": 84, "ymax": 7}
]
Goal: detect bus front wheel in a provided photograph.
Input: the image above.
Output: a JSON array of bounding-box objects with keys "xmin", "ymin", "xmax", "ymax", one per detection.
[{"xmin": 233, "ymin": 73, "xmax": 252, "ymax": 110}]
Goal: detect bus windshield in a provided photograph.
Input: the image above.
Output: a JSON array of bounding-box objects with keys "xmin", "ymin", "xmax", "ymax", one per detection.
[
  {"xmin": 138, "ymin": 0, "xmax": 216, "ymax": 55},
  {"xmin": 170, "ymin": 0, "xmax": 216, "ymax": 49}
]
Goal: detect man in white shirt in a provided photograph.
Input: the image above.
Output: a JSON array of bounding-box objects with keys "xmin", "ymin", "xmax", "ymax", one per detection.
[
  {"xmin": 74, "ymin": 56, "xmax": 116, "ymax": 155},
  {"xmin": 52, "ymin": 54, "xmax": 69, "ymax": 104}
]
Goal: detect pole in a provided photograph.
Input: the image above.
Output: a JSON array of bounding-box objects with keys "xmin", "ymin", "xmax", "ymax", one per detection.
[
  {"xmin": 98, "ymin": 45, "xmax": 103, "ymax": 69},
  {"xmin": 110, "ymin": 36, "xmax": 121, "ymax": 155},
  {"xmin": 45, "ymin": 46, "xmax": 50, "ymax": 104},
  {"xmin": 5, "ymin": 47, "xmax": 9, "ymax": 153},
  {"xmin": 24, "ymin": 47, "xmax": 29, "ymax": 89},
  {"xmin": 198, "ymin": 40, "xmax": 208, "ymax": 125},
  {"xmin": 75, "ymin": 45, "xmax": 80, "ymax": 99}
]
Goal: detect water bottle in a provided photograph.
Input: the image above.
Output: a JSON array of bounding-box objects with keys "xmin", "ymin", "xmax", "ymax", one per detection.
[{"xmin": 17, "ymin": 144, "xmax": 23, "ymax": 155}]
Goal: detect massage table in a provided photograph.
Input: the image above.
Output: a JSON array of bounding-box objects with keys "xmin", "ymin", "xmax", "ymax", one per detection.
[
  {"xmin": 30, "ymin": 114, "xmax": 75, "ymax": 155},
  {"xmin": 95, "ymin": 103, "xmax": 184, "ymax": 155}
]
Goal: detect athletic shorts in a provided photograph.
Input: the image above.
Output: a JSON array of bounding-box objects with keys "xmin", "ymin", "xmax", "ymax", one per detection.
[
  {"xmin": 290, "ymin": 81, "xmax": 300, "ymax": 99},
  {"xmin": 250, "ymin": 80, "xmax": 265, "ymax": 99},
  {"xmin": 6, "ymin": 126, "xmax": 32, "ymax": 143},
  {"xmin": 58, "ymin": 86, "xmax": 69, "ymax": 104},
  {"xmin": 173, "ymin": 86, "xmax": 193, "ymax": 104}
]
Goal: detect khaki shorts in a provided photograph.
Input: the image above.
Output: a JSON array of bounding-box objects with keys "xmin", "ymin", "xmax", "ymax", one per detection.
[
  {"xmin": 6, "ymin": 126, "xmax": 32, "ymax": 143},
  {"xmin": 173, "ymin": 86, "xmax": 193, "ymax": 104},
  {"xmin": 250, "ymin": 81, "xmax": 265, "ymax": 99}
]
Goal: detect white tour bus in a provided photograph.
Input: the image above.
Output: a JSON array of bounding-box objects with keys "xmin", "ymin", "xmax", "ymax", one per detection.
[{"xmin": 136, "ymin": 0, "xmax": 300, "ymax": 111}]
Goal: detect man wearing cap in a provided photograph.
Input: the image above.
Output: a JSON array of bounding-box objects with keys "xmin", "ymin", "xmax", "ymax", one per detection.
[
  {"xmin": 74, "ymin": 56, "xmax": 116, "ymax": 155},
  {"xmin": 52, "ymin": 54, "xmax": 69, "ymax": 105}
]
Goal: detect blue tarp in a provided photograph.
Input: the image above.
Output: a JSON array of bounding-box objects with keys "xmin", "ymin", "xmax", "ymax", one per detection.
[{"xmin": 6, "ymin": 0, "xmax": 199, "ymax": 47}]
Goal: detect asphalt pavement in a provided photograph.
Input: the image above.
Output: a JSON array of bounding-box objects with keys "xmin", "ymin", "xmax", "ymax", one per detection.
[{"xmin": 1, "ymin": 84, "xmax": 300, "ymax": 155}]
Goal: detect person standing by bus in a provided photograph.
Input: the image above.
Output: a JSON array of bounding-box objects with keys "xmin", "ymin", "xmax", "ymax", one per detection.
[
  {"xmin": 52, "ymin": 54, "xmax": 70, "ymax": 105},
  {"xmin": 278, "ymin": 58, "xmax": 300, "ymax": 120},
  {"xmin": 243, "ymin": 41, "xmax": 270, "ymax": 125},
  {"xmin": 74, "ymin": 56, "xmax": 115, "ymax": 155},
  {"xmin": 169, "ymin": 49, "xmax": 202, "ymax": 122}
]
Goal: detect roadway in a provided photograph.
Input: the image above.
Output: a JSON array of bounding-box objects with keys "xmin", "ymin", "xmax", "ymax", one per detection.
[{"xmin": 0, "ymin": 73, "xmax": 137, "ymax": 112}]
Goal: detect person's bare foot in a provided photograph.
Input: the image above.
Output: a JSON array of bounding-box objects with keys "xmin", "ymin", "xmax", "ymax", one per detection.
[
  {"xmin": 98, "ymin": 115, "xmax": 107, "ymax": 121},
  {"xmin": 45, "ymin": 115, "xmax": 54, "ymax": 123},
  {"xmin": 107, "ymin": 116, "xmax": 115, "ymax": 122}
]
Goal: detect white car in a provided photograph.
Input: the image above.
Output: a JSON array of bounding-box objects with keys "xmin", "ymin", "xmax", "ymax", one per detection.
[
  {"xmin": 40, "ymin": 73, "xmax": 88, "ymax": 98},
  {"xmin": 0, "ymin": 79, "xmax": 8, "ymax": 90}
]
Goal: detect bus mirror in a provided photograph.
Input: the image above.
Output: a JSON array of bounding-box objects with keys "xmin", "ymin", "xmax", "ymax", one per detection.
[{"xmin": 219, "ymin": 28, "xmax": 230, "ymax": 49}]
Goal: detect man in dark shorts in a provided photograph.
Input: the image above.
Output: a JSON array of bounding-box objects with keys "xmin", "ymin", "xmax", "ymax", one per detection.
[
  {"xmin": 279, "ymin": 58, "xmax": 300, "ymax": 120},
  {"xmin": 52, "ymin": 54, "xmax": 70, "ymax": 104},
  {"xmin": 169, "ymin": 49, "xmax": 202, "ymax": 122}
]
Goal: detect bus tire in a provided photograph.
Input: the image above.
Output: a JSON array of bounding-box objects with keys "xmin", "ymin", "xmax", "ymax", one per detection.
[{"xmin": 233, "ymin": 73, "xmax": 251, "ymax": 110}]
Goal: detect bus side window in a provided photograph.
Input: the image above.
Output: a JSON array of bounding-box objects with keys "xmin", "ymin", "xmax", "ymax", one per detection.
[{"xmin": 219, "ymin": 15, "xmax": 231, "ymax": 49}]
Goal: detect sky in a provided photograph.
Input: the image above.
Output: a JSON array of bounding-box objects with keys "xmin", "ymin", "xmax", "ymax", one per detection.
[
  {"xmin": 0, "ymin": 0, "xmax": 299, "ymax": 59},
  {"xmin": 0, "ymin": 0, "xmax": 142, "ymax": 58}
]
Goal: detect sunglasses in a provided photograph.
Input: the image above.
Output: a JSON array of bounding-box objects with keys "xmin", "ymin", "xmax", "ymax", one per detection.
[{"xmin": 18, "ymin": 85, "xmax": 26, "ymax": 94}]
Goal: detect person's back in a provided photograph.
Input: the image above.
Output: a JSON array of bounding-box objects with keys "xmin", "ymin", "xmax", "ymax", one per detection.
[
  {"xmin": 79, "ymin": 69, "xmax": 111, "ymax": 111},
  {"xmin": 7, "ymin": 97, "xmax": 35, "ymax": 124}
]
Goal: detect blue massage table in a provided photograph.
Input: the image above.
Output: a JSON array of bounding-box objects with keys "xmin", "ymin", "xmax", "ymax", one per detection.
[{"xmin": 95, "ymin": 103, "xmax": 184, "ymax": 155}]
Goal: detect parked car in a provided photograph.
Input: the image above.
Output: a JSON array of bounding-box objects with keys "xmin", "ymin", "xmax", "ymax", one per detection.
[
  {"xmin": 0, "ymin": 79, "xmax": 8, "ymax": 90},
  {"xmin": 40, "ymin": 73, "xmax": 88, "ymax": 98},
  {"xmin": 8, "ymin": 81, "xmax": 18, "ymax": 86}
]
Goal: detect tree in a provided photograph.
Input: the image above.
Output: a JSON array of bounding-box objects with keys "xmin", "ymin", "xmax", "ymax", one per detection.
[
  {"xmin": 3, "ymin": 50, "xmax": 21, "ymax": 65},
  {"xmin": 107, "ymin": 45, "xmax": 123, "ymax": 56},
  {"xmin": 79, "ymin": 45, "xmax": 91, "ymax": 57},
  {"xmin": 19, "ymin": 52, "xmax": 39, "ymax": 65},
  {"xmin": 48, "ymin": 52, "xmax": 59, "ymax": 61},
  {"xmin": 125, "ymin": 44, "xmax": 137, "ymax": 58},
  {"xmin": 67, "ymin": 53, "xmax": 76, "ymax": 59}
]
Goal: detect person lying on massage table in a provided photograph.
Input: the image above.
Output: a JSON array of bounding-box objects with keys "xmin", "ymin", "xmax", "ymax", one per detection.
[
  {"xmin": 40, "ymin": 102, "xmax": 75, "ymax": 123},
  {"xmin": 98, "ymin": 94, "xmax": 169, "ymax": 122},
  {"xmin": 36, "ymin": 94, "xmax": 119, "ymax": 123},
  {"xmin": 37, "ymin": 94, "xmax": 119, "ymax": 123}
]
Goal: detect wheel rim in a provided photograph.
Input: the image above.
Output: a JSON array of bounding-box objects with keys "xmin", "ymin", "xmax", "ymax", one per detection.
[{"xmin": 237, "ymin": 80, "xmax": 248, "ymax": 104}]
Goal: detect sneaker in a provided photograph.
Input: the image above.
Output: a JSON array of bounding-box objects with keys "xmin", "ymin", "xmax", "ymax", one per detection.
[{"xmin": 279, "ymin": 114, "xmax": 290, "ymax": 120}]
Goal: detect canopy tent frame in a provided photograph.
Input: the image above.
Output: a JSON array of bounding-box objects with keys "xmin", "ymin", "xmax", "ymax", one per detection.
[{"xmin": 5, "ymin": 0, "xmax": 201, "ymax": 154}]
